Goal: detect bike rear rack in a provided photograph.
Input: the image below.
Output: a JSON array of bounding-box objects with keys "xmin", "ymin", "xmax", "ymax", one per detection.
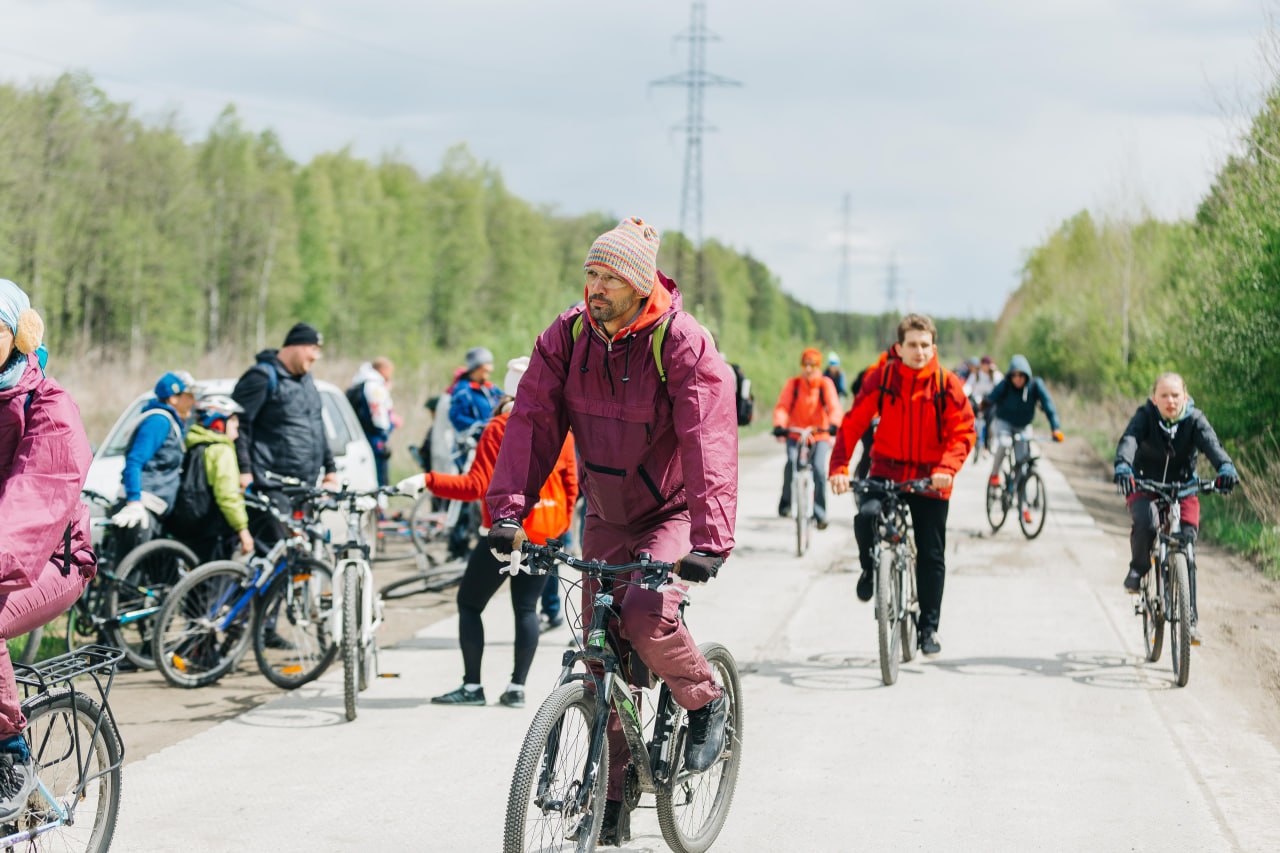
[{"xmin": 15, "ymin": 644, "xmax": 126, "ymax": 768}]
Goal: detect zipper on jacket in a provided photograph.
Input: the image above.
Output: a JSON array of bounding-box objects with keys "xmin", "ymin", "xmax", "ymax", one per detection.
[
  {"xmin": 584, "ymin": 460, "xmax": 627, "ymax": 477},
  {"xmin": 637, "ymin": 465, "xmax": 666, "ymax": 506},
  {"xmin": 644, "ymin": 423, "xmax": 652, "ymax": 444}
]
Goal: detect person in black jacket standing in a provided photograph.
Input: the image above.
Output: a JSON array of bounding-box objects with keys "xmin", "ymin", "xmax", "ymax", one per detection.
[
  {"xmin": 232, "ymin": 322, "xmax": 338, "ymax": 542},
  {"xmin": 1114, "ymin": 372, "xmax": 1238, "ymax": 642}
]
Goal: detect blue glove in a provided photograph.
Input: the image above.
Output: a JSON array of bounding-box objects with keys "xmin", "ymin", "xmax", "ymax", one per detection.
[
  {"xmin": 1114, "ymin": 463, "xmax": 1135, "ymax": 497},
  {"xmin": 1215, "ymin": 463, "xmax": 1238, "ymax": 493}
]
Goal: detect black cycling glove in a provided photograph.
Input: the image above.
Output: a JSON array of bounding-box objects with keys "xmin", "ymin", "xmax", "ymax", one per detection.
[
  {"xmin": 488, "ymin": 518, "xmax": 527, "ymax": 558},
  {"xmin": 677, "ymin": 551, "xmax": 723, "ymax": 585}
]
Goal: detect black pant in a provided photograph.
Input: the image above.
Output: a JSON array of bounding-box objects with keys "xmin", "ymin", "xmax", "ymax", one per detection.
[
  {"xmin": 854, "ymin": 493, "xmax": 950, "ymax": 634},
  {"xmin": 457, "ymin": 544, "xmax": 545, "ymax": 686}
]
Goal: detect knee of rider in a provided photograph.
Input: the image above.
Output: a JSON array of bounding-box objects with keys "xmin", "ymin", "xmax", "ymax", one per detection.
[{"xmin": 1179, "ymin": 524, "xmax": 1198, "ymax": 545}]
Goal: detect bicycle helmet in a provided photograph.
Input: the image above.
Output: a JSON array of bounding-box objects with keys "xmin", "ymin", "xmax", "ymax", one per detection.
[{"xmin": 194, "ymin": 394, "xmax": 244, "ymax": 432}]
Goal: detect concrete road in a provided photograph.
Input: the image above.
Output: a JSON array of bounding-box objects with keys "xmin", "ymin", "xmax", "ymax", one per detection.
[{"xmin": 111, "ymin": 435, "xmax": 1280, "ymax": 852}]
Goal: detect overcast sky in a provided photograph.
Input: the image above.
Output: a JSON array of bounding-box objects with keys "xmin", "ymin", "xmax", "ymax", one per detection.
[{"xmin": 1, "ymin": 0, "xmax": 1271, "ymax": 318}]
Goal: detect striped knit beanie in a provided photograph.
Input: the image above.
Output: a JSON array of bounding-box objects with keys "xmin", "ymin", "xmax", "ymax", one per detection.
[{"xmin": 583, "ymin": 217, "xmax": 660, "ymax": 296}]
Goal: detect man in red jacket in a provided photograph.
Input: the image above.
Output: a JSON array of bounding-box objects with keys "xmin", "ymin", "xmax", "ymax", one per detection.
[
  {"xmin": 486, "ymin": 218, "xmax": 738, "ymax": 845},
  {"xmin": 829, "ymin": 313, "xmax": 975, "ymax": 656}
]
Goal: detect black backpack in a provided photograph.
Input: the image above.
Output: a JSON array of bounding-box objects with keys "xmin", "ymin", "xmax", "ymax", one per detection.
[
  {"xmin": 166, "ymin": 444, "xmax": 212, "ymax": 535},
  {"xmin": 346, "ymin": 383, "xmax": 375, "ymax": 435},
  {"xmin": 731, "ymin": 364, "xmax": 754, "ymax": 427}
]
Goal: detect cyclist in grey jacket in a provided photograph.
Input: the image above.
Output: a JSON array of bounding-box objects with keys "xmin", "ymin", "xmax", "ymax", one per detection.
[{"xmin": 985, "ymin": 354, "xmax": 1063, "ymax": 484}]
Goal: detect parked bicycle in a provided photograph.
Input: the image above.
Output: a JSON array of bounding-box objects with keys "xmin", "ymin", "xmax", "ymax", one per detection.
[
  {"xmin": 853, "ymin": 478, "xmax": 931, "ymax": 686},
  {"xmin": 150, "ymin": 486, "xmax": 337, "ymax": 689},
  {"xmin": 5, "ymin": 644, "xmax": 125, "ymax": 852},
  {"xmin": 503, "ymin": 541, "xmax": 742, "ymax": 853},
  {"xmin": 1132, "ymin": 478, "xmax": 1222, "ymax": 688},
  {"xmin": 786, "ymin": 426, "xmax": 817, "ymax": 557},
  {"xmin": 985, "ymin": 429, "xmax": 1049, "ymax": 539}
]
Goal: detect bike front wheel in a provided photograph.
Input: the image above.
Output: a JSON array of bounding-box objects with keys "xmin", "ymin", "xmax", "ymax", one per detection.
[
  {"xmin": 1169, "ymin": 554, "xmax": 1192, "ymax": 687},
  {"xmin": 153, "ymin": 560, "xmax": 255, "ymax": 689},
  {"xmin": 16, "ymin": 688, "xmax": 122, "ymax": 853},
  {"xmin": 899, "ymin": 552, "xmax": 918, "ymax": 663},
  {"xmin": 656, "ymin": 642, "xmax": 743, "ymax": 853},
  {"xmin": 341, "ymin": 567, "xmax": 360, "ymax": 721},
  {"xmin": 985, "ymin": 479, "xmax": 1007, "ymax": 532},
  {"xmin": 503, "ymin": 682, "xmax": 604, "ymax": 853},
  {"xmin": 1017, "ymin": 470, "xmax": 1048, "ymax": 540},
  {"xmin": 107, "ymin": 538, "xmax": 199, "ymax": 670},
  {"xmin": 253, "ymin": 557, "xmax": 337, "ymax": 689},
  {"xmin": 1141, "ymin": 565, "xmax": 1164, "ymax": 663},
  {"xmin": 875, "ymin": 549, "xmax": 901, "ymax": 685}
]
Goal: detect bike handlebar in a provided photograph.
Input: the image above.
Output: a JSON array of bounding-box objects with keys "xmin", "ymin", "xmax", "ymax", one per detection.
[
  {"xmin": 1132, "ymin": 478, "xmax": 1222, "ymax": 502},
  {"xmin": 518, "ymin": 540, "xmax": 676, "ymax": 590},
  {"xmin": 850, "ymin": 477, "xmax": 935, "ymax": 496}
]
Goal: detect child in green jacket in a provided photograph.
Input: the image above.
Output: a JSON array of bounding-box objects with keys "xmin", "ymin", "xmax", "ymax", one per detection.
[{"xmin": 179, "ymin": 395, "xmax": 255, "ymax": 562}]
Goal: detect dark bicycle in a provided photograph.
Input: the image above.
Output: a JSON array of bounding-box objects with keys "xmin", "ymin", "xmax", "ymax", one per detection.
[
  {"xmin": 503, "ymin": 541, "xmax": 742, "ymax": 853},
  {"xmin": 1132, "ymin": 478, "xmax": 1223, "ymax": 688},
  {"xmin": 985, "ymin": 429, "xmax": 1049, "ymax": 539},
  {"xmin": 853, "ymin": 477, "xmax": 931, "ymax": 685}
]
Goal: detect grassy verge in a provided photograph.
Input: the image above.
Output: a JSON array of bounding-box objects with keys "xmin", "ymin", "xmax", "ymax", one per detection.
[{"xmin": 1052, "ymin": 385, "xmax": 1280, "ymax": 580}]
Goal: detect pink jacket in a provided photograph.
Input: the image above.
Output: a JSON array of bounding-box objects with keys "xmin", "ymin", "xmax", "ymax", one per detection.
[
  {"xmin": 0, "ymin": 354, "xmax": 96, "ymax": 592},
  {"xmin": 487, "ymin": 273, "xmax": 738, "ymax": 558}
]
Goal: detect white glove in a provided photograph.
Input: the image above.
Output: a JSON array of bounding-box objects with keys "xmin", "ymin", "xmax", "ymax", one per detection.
[
  {"xmin": 112, "ymin": 502, "xmax": 151, "ymax": 529},
  {"xmin": 395, "ymin": 474, "xmax": 426, "ymax": 496},
  {"xmin": 355, "ymin": 496, "xmax": 379, "ymax": 513}
]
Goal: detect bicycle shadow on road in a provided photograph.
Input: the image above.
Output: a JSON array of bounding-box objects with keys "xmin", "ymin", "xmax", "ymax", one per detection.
[
  {"xmin": 233, "ymin": 688, "xmax": 431, "ymax": 729},
  {"xmin": 742, "ymin": 651, "xmax": 919, "ymax": 692},
  {"xmin": 929, "ymin": 650, "xmax": 1175, "ymax": 691}
]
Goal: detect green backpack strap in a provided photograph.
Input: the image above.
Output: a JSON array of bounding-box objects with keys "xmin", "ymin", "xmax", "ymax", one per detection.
[{"xmin": 571, "ymin": 312, "xmax": 673, "ymax": 383}]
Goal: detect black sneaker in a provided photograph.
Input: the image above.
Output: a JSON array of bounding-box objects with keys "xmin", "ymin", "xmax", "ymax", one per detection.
[
  {"xmin": 498, "ymin": 688, "xmax": 525, "ymax": 708},
  {"xmin": 430, "ymin": 685, "xmax": 485, "ymax": 706},
  {"xmin": 816, "ymin": 517, "xmax": 829, "ymax": 531},
  {"xmin": 1123, "ymin": 568, "xmax": 1142, "ymax": 594},
  {"xmin": 856, "ymin": 570, "xmax": 874, "ymax": 602},
  {"xmin": 0, "ymin": 745, "xmax": 35, "ymax": 822},
  {"xmin": 919, "ymin": 631, "xmax": 942, "ymax": 657},
  {"xmin": 598, "ymin": 798, "xmax": 631, "ymax": 846},
  {"xmin": 778, "ymin": 502, "xmax": 790, "ymax": 518},
  {"xmin": 262, "ymin": 629, "xmax": 295, "ymax": 651},
  {"xmin": 683, "ymin": 694, "xmax": 728, "ymax": 772}
]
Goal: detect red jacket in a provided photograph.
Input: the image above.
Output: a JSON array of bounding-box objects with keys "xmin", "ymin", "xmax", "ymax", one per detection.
[
  {"xmin": 428, "ymin": 411, "xmax": 578, "ymax": 544},
  {"xmin": 773, "ymin": 375, "xmax": 842, "ymax": 443},
  {"xmin": 830, "ymin": 349, "xmax": 975, "ymax": 499}
]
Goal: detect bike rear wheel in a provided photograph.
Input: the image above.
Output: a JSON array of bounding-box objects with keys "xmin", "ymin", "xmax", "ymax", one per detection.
[
  {"xmin": 342, "ymin": 567, "xmax": 360, "ymax": 721},
  {"xmin": 899, "ymin": 553, "xmax": 918, "ymax": 663},
  {"xmin": 503, "ymin": 682, "xmax": 604, "ymax": 853},
  {"xmin": 875, "ymin": 549, "xmax": 901, "ymax": 685},
  {"xmin": 1140, "ymin": 565, "xmax": 1164, "ymax": 663},
  {"xmin": 153, "ymin": 560, "xmax": 255, "ymax": 688},
  {"xmin": 656, "ymin": 642, "xmax": 743, "ymax": 853},
  {"xmin": 13, "ymin": 688, "xmax": 122, "ymax": 853},
  {"xmin": 379, "ymin": 560, "xmax": 466, "ymax": 600},
  {"xmin": 1169, "ymin": 553, "xmax": 1192, "ymax": 687},
  {"xmin": 1017, "ymin": 470, "xmax": 1048, "ymax": 540},
  {"xmin": 253, "ymin": 557, "xmax": 336, "ymax": 689},
  {"xmin": 106, "ymin": 539, "xmax": 198, "ymax": 670}
]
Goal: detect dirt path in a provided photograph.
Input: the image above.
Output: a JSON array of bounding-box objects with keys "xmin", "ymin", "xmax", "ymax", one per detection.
[{"xmin": 1043, "ymin": 436, "xmax": 1280, "ymax": 747}]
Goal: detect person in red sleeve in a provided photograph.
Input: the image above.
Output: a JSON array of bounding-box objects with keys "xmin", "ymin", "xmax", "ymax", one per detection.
[
  {"xmin": 829, "ymin": 313, "xmax": 975, "ymax": 656},
  {"xmin": 397, "ymin": 357, "xmax": 577, "ymax": 710},
  {"xmin": 772, "ymin": 347, "xmax": 843, "ymax": 529}
]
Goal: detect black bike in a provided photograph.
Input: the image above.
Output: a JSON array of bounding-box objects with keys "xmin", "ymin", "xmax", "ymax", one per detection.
[
  {"xmin": 503, "ymin": 541, "xmax": 742, "ymax": 853},
  {"xmin": 985, "ymin": 429, "xmax": 1049, "ymax": 539}
]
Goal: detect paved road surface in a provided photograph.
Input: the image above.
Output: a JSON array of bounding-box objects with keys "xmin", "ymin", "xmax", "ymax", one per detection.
[{"xmin": 111, "ymin": 435, "xmax": 1280, "ymax": 852}]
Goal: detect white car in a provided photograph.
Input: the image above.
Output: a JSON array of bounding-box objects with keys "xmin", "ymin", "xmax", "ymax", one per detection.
[{"xmin": 84, "ymin": 377, "xmax": 378, "ymax": 504}]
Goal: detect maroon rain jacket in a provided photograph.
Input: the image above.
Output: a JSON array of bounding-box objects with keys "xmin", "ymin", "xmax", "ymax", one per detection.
[{"xmin": 488, "ymin": 273, "xmax": 737, "ymax": 559}]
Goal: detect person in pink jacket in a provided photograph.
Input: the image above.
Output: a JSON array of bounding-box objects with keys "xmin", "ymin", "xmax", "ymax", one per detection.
[
  {"xmin": 487, "ymin": 218, "xmax": 738, "ymax": 845},
  {"xmin": 0, "ymin": 279, "xmax": 96, "ymax": 820}
]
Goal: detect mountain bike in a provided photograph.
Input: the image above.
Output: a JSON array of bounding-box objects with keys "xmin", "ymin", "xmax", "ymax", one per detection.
[
  {"xmin": 5, "ymin": 644, "xmax": 125, "ymax": 852},
  {"xmin": 985, "ymin": 429, "xmax": 1049, "ymax": 539},
  {"xmin": 151, "ymin": 487, "xmax": 337, "ymax": 689},
  {"xmin": 328, "ymin": 484, "xmax": 396, "ymax": 721},
  {"xmin": 1132, "ymin": 478, "xmax": 1223, "ymax": 688},
  {"xmin": 503, "ymin": 542, "xmax": 742, "ymax": 853},
  {"xmin": 853, "ymin": 477, "xmax": 931, "ymax": 686},
  {"xmin": 786, "ymin": 427, "xmax": 817, "ymax": 557}
]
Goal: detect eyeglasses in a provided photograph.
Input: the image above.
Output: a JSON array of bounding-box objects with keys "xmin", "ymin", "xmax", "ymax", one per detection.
[
  {"xmin": 585, "ymin": 270, "xmax": 629, "ymax": 291},
  {"xmin": 802, "ymin": 361, "xmax": 820, "ymax": 368}
]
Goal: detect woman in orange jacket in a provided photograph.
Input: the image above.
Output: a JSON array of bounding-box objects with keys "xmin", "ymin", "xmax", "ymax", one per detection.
[
  {"xmin": 829, "ymin": 315, "xmax": 974, "ymax": 656},
  {"xmin": 398, "ymin": 357, "xmax": 577, "ymax": 708},
  {"xmin": 772, "ymin": 347, "xmax": 843, "ymax": 528}
]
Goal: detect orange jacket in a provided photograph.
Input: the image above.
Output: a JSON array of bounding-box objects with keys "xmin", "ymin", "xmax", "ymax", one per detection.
[
  {"xmin": 427, "ymin": 411, "xmax": 578, "ymax": 544},
  {"xmin": 830, "ymin": 350, "xmax": 974, "ymax": 499},
  {"xmin": 773, "ymin": 375, "xmax": 843, "ymax": 443}
]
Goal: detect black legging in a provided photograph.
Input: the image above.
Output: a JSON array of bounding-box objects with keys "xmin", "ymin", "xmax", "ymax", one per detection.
[
  {"xmin": 457, "ymin": 544, "xmax": 546, "ymax": 686},
  {"xmin": 854, "ymin": 492, "xmax": 950, "ymax": 634}
]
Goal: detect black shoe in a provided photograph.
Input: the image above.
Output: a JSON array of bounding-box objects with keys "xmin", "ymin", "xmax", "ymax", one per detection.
[
  {"xmin": 1123, "ymin": 568, "xmax": 1142, "ymax": 594},
  {"xmin": 430, "ymin": 685, "xmax": 485, "ymax": 706},
  {"xmin": 0, "ymin": 744, "xmax": 35, "ymax": 822},
  {"xmin": 684, "ymin": 694, "xmax": 728, "ymax": 772},
  {"xmin": 598, "ymin": 798, "xmax": 631, "ymax": 846},
  {"xmin": 262, "ymin": 629, "xmax": 295, "ymax": 651},
  {"xmin": 498, "ymin": 688, "xmax": 525, "ymax": 708},
  {"xmin": 919, "ymin": 631, "xmax": 942, "ymax": 657},
  {"xmin": 856, "ymin": 570, "xmax": 874, "ymax": 602},
  {"xmin": 816, "ymin": 518, "xmax": 829, "ymax": 530},
  {"xmin": 778, "ymin": 503, "xmax": 790, "ymax": 518}
]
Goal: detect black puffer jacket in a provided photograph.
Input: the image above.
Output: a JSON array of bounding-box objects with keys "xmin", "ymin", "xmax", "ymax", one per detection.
[
  {"xmin": 1114, "ymin": 399, "xmax": 1231, "ymax": 482},
  {"xmin": 232, "ymin": 350, "xmax": 335, "ymax": 485}
]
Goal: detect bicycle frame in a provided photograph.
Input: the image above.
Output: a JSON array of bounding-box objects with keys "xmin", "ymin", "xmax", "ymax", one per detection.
[{"xmin": 329, "ymin": 490, "xmax": 387, "ymax": 649}]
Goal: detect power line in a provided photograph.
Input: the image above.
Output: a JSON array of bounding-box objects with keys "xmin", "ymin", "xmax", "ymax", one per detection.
[
  {"xmin": 217, "ymin": 0, "xmax": 429, "ymax": 65},
  {"xmin": 651, "ymin": 2, "xmax": 740, "ymax": 290},
  {"xmin": 838, "ymin": 192, "xmax": 852, "ymax": 314}
]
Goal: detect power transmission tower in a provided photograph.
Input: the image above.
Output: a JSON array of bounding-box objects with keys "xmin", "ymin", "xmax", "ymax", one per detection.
[
  {"xmin": 652, "ymin": 1, "xmax": 740, "ymax": 290},
  {"xmin": 837, "ymin": 192, "xmax": 852, "ymax": 314},
  {"xmin": 885, "ymin": 251, "xmax": 899, "ymax": 315}
]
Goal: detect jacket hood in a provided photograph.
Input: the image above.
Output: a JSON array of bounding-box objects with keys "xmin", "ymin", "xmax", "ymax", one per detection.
[
  {"xmin": 0, "ymin": 353, "xmax": 41, "ymax": 402},
  {"xmin": 583, "ymin": 270, "xmax": 679, "ymax": 342},
  {"xmin": 1007, "ymin": 354, "xmax": 1032, "ymax": 379},
  {"xmin": 351, "ymin": 362, "xmax": 384, "ymax": 388},
  {"xmin": 141, "ymin": 397, "xmax": 183, "ymax": 424},
  {"xmin": 186, "ymin": 422, "xmax": 235, "ymax": 448},
  {"xmin": 255, "ymin": 349, "xmax": 281, "ymax": 367}
]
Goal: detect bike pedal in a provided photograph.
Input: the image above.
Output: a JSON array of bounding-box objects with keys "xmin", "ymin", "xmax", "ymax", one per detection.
[{"xmin": 377, "ymin": 672, "xmax": 400, "ymax": 678}]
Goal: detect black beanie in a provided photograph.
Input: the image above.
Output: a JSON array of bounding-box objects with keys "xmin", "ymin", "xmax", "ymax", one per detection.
[{"xmin": 283, "ymin": 322, "xmax": 323, "ymax": 347}]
